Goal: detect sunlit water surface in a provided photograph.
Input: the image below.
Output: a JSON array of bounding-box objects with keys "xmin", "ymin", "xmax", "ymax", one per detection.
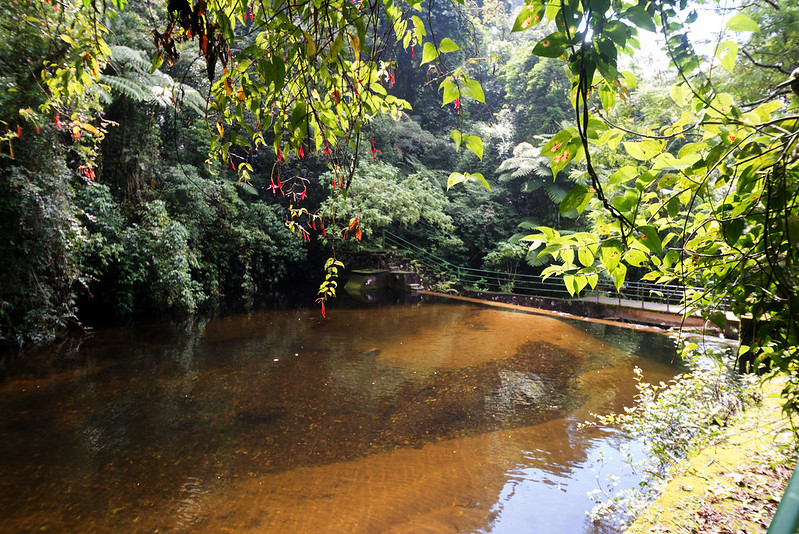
[{"xmin": 0, "ymin": 301, "xmax": 679, "ymax": 533}]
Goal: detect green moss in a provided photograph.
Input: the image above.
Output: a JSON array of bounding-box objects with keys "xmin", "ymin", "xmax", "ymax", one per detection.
[{"xmin": 626, "ymin": 377, "xmax": 797, "ymax": 534}]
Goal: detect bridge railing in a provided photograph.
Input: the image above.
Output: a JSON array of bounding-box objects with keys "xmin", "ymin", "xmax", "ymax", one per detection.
[{"xmin": 381, "ymin": 229, "xmax": 700, "ymax": 308}]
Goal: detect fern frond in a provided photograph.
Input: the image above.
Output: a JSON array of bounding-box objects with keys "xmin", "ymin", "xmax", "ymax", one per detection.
[
  {"xmin": 546, "ymin": 183, "xmax": 569, "ymax": 204},
  {"xmin": 234, "ymin": 181, "xmax": 259, "ymax": 196},
  {"xmin": 99, "ymin": 74, "xmax": 152, "ymax": 102},
  {"xmin": 109, "ymin": 45, "xmax": 152, "ymax": 75},
  {"xmin": 516, "ymin": 219, "xmax": 541, "ymax": 230},
  {"xmin": 525, "ymin": 249, "xmax": 551, "ymax": 267}
]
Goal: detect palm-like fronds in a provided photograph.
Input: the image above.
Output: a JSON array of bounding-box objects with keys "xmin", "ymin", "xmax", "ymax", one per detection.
[
  {"xmin": 100, "ymin": 46, "xmax": 207, "ymax": 116},
  {"xmin": 496, "ymin": 142, "xmax": 552, "ymax": 183}
]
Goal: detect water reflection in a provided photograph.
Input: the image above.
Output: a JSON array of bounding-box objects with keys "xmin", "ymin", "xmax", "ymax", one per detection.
[{"xmin": 0, "ymin": 301, "xmax": 678, "ymax": 533}]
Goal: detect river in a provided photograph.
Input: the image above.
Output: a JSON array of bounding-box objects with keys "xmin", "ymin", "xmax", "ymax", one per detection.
[{"xmin": 0, "ymin": 300, "xmax": 680, "ymax": 532}]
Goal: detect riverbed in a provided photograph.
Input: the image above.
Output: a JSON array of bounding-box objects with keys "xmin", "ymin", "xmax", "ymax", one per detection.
[{"xmin": 0, "ymin": 300, "xmax": 679, "ymax": 532}]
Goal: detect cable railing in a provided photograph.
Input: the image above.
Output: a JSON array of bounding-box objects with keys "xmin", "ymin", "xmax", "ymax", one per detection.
[{"xmin": 381, "ymin": 229, "xmax": 698, "ymax": 308}]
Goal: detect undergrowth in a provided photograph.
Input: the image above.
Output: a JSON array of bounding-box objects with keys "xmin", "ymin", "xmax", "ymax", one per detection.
[{"xmin": 585, "ymin": 342, "xmax": 761, "ymax": 529}]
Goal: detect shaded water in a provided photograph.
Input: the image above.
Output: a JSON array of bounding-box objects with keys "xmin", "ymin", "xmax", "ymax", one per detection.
[{"xmin": 0, "ymin": 301, "xmax": 679, "ymax": 533}]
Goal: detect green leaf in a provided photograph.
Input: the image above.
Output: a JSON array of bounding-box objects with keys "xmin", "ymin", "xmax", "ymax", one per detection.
[
  {"xmin": 461, "ymin": 79, "xmax": 485, "ymax": 103},
  {"xmin": 600, "ymin": 241, "xmax": 623, "ymax": 272},
  {"xmin": 559, "ymin": 184, "xmax": 592, "ymax": 214},
  {"xmin": 512, "ymin": 4, "xmax": 542, "ymax": 32},
  {"xmin": 533, "ymin": 32, "xmax": 569, "ymax": 58},
  {"xmin": 723, "ymin": 218, "xmax": 745, "ymax": 245},
  {"xmin": 715, "ymin": 40, "xmax": 738, "ymax": 74},
  {"xmin": 421, "ymin": 42, "xmax": 439, "ymax": 65},
  {"xmin": 608, "ymin": 165, "xmax": 638, "ymax": 185},
  {"xmin": 667, "ymin": 196, "xmax": 680, "ymax": 217},
  {"xmin": 542, "ymin": 127, "xmax": 582, "ymax": 176},
  {"xmin": 637, "ymin": 225, "xmax": 663, "ymax": 254},
  {"xmin": 709, "ymin": 311, "xmax": 727, "ymax": 329},
  {"xmin": 451, "ymin": 130, "xmax": 462, "ymax": 150},
  {"xmin": 620, "ymin": 70, "xmax": 637, "ymax": 90},
  {"xmin": 439, "ymin": 38, "xmax": 460, "ymax": 53},
  {"xmin": 564, "ymin": 274, "xmax": 577, "ymax": 296},
  {"xmin": 725, "ymin": 13, "xmax": 759, "ymax": 32},
  {"xmin": 578, "ymin": 246, "xmax": 594, "ymax": 267},
  {"xmin": 447, "ymin": 172, "xmax": 490, "ymax": 191},
  {"xmin": 440, "ymin": 78, "xmax": 460, "ymax": 106},
  {"xmin": 623, "ymin": 6, "xmax": 656, "ymax": 32},
  {"xmin": 465, "ymin": 135, "xmax": 484, "ymax": 161},
  {"xmin": 670, "ymin": 83, "xmax": 688, "ymax": 107},
  {"xmin": 624, "ymin": 248, "xmax": 649, "ymax": 267},
  {"xmin": 447, "ymin": 172, "xmax": 465, "ymax": 189},
  {"xmin": 611, "ymin": 263, "xmax": 627, "ymax": 291},
  {"xmin": 623, "ymin": 141, "xmax": 648, "ymax": 161}
]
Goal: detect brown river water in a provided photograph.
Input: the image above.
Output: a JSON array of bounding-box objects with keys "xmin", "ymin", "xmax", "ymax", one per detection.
[{"xmin": 0, "ymin": 300, "xmax": 680, "ymax": 533}]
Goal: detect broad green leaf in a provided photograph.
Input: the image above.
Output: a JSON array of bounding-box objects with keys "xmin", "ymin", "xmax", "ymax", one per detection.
[
  {"xmin": 578, "ymin": 246, "xmax": 594, "ymax": 267},
  {"xmin": 559, "ymin": 184, "xmax": 592, "ymax": 214},
  {"xmin": 723, "ymin": 217, "xmax": 745, "ymax": 245},
  {"xmin": 446, "ymin": 172, "xmax": 465, "ymax": 189},
  {"xmin": 439, "ymin": 38, "xmax": 460, "ymax": 53},
  {"xmin": 667, "ymin": 195, "xmax": 680, "ymax": 217},
  {"xmin": 542, "ymin": 127, "xmax": 582, "ymax": 175},
  {"xmin": 608, "ymin": 165, "xmax": 638, "ymax": 185},
  {"xmin": 620, "ymin": 70, "xmax": 637, "ymax": 90},
  {"xmin": 564, "ymin": 274, "xmax": 577, "ymax": 296},
  {"xmin": 624, "ymin": 248, "xmax": 648, "ymax": 267},
  {"xmin": 451, "ymin": 130, "xmax": 462, "ymax": 150},
  {"xmin": 596, "ymin": 128, "xmax": 624, "ymax": 150},
  {"xmin": 611, "ymin": 263, "xmax": 628, "ymax": 291},
  {"xmin": 725, "ymin": 13, "xmax": 759, "ymax": 32},
  {"xmin": 599, "ymin": 81, "xmax": 616, "ymax": 111},
  {"xmin": 670, "ymin": 83, "xmax": 688, "ymax": 107},
  {"xmin": 465, "ymin": 135, "xmax": 484, "ymax": 161},
  {"xmin": 600, "ymin": 241, "xmax": 623, "ymax": 272},
  {"xmin": 461, "ymin": 79, "xmax": 485, "ymax": 103},
  {"xmin": 709, "ymin": 311, "xmax": 727, "ymax": 329},
  {"xmin": 623, "ymin": 141, "xmax": 648, "ymax": 161},
  {"xmin": 637, "ymin": 225, "xmax": 662, "ymax": 254},
  {"xmin": 715, "ymin": 40, "xmax": 738, "ymax": 74},
  {"xmin": 447, "ymin": 172, "xmax": 490, "ymax": 191},
  {"xmin": 533, "ymin": 32, "xmax": 569, "ymax": 58},
  {"xmin": 440, "ymin": 78, "xmax": 460, "ymax": 106},
  {"xmin": 623, "ymin": 6, "xmax": 656, "ymax": 32},
  {"xmin": 420, "ymin": 42, "xmax": 439, "ymax": 65},
  {"xmin": 512, "ymin": 4, "xmax": 542, "ymax": 32}
]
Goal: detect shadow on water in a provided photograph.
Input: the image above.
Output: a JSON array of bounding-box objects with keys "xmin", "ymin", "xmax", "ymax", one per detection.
[{"xmin": 0, "ymin": 300, "xmax": 679, "ymax": 533}]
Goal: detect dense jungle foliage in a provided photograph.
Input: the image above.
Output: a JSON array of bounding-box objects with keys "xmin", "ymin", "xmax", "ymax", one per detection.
[
  {"xmin": 2, "ymin": 0, "xmax": 799, "ymax": 431},
  {"xmin": 0, "ymin": 0, "xmax": 577, "ymax": 345}
]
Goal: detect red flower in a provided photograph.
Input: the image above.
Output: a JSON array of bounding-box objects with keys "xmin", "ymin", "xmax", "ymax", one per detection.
[
  {"xmin": 322, "ymin": 141, "xmax": 332, "ymax": 160},
  {"xmin": 370, "ymin": 137, "xmax": 382, "ymax": 161},
  {"xmin": 453, "ymin": 98, "xmax": 460, "ymax": 111}
]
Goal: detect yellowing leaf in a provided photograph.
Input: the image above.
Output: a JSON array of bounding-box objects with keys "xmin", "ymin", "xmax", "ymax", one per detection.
[
  {"xmin": 725, "ymin": 13, "xmax": 759, "ymax": 33},
  {"xmin": 715, "ymin": 40, "xmax": 738, "ymax": 74},
  {"xmin": 420, "ymin": 42, "xmax": 439, "ymax": 65},
  {"xmin": 439, "ymin": 38, "xmax": 460, "ymax": 53}
]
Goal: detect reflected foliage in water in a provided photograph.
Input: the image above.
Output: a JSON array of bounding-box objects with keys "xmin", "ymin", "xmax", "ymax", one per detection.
[{"xmin": 0, "ymin": 302, "xmax": 678, "ymax": 533}]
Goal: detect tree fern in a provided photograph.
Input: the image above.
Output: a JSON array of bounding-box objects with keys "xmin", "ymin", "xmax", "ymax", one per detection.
[
  {"xmin": 101, "ymin": 45, "xmax": 207, "ymax": 116},
  {"xmin": 496, "ymin": 142, "xmax": 551, "ymax": 183}
]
